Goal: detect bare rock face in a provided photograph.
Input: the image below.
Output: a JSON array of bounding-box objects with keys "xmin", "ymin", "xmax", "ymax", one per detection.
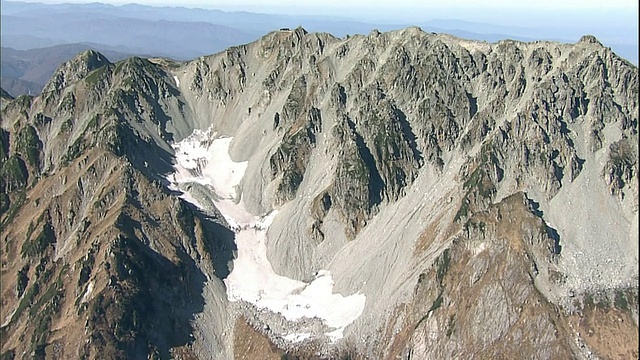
[
  {"xmin": 269, "ymin": 102, "xmax": 322, "ymax": 205},
  {"xmin": 395, "ymin": 193, "xmax": 570, "ymax": 359},
  {"xmin": 41, "ymin": 50, "xmax": 112, "ymax": 95},
  {"xmin": 604, "ymin": 137, "xmax": 638, "ymax": 199},
  {"xmin": 1, "ymin": 27, "xmax": 638, "ymax": 359}
]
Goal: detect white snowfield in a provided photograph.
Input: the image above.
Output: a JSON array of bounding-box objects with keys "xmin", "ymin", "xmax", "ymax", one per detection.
[
  {"xmin": 172, "ymin": 128, "xmax": 246, "ymax": 200},
  {"xmin": 283, "ymin": 333, "xmax": 312, "ymax": 343},
  {"xmin": 167, "ymin": 129, "xmax": 366, "ymax": 341}
]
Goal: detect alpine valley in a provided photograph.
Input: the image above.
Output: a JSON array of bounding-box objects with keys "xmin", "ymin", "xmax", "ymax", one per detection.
[{"xmin": 1, "ymin": 27, "xmax": 638, "ymax": 359}]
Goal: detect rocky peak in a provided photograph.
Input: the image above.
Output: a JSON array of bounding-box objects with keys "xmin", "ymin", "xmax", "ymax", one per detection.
[
  {"xmin": 41, "ymin": 50, "xmax": 112, "ymax": 94},
  {"xmin": 578, "ymin": 34, "xmax": 603, "ymax": 46}
]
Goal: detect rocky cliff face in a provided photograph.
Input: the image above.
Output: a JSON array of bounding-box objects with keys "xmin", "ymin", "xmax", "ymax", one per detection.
[{"xmin": 1, "ymin": 27, "xmax": 638, "ymax": 359}]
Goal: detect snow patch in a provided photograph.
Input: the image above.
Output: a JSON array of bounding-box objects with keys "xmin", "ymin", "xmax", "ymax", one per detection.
[
  {"xmin": 173, "ymin": 75, "xmax": 180, "ymax": 87},
  {"xmin": 471, "ymin": 241, "xmax": 487, "ymax": 256},
  {"xmin": 167, "ymin": 127, "xmax": 366, "ymax": 341},
  {"xmin": 171, "ymin": 128, "xmax": 246, "ymax": 200},
  {"xmin": 1, "ymin": 308, "xmax": 17, "ymax": 327},
  {"xmin": 283, "ymin": 333, "xmax": 312, "ymax": 343},
  {"xmin": 82, "ymin": 281, "xmax": 94, "ymax": 303},
  {"xmin": 326, "ymin": 328, "xmax": 346, "ymax": 342}
]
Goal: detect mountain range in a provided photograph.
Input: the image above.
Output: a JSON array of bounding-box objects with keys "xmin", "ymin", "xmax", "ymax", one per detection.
[
  {"xmin": 1, "ymin": 1, "xmax": 637, "ymax": 99},
  {"xmin": 0, "ymin": 26, "xmax": 638, "ymax": 359}
]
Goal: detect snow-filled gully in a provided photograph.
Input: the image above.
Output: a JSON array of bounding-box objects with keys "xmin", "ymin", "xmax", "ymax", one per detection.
[{"xmin": 167, "ymin": 128, "xmax": 366, "ymax": 342}]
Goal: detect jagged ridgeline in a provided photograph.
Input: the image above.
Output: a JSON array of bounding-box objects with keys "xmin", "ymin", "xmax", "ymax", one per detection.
[{"xmin": 1, "ymin": 27, "xmax": 638, "ymax": 359}]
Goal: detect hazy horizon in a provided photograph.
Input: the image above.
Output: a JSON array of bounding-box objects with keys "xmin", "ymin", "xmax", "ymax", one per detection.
[
  {"xmin": 11, "ymin": 0, "xmax": 639, "ymax": 25},
  {"xmin": 3, "ymin": 0, "xmax": 638, "ymax": 64}
]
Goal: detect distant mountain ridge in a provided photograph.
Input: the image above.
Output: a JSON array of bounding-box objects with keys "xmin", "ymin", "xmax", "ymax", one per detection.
[
  {"xmin": 2, "ymin": 1, "xmax": 637, "ymax": 63},
  {"xmin": 0, "ymin": 12, "xmax": 256, "ymax": 60}
]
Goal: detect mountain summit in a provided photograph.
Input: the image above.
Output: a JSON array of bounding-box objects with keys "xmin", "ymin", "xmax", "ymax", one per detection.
[{"xmin": 1, "ymin": 27, "xmax": 638, "ymax": 359}]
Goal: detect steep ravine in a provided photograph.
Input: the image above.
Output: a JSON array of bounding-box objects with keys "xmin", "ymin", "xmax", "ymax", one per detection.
[{"xmin": 166, "ymin": 130, "xmax": 367, "ymax": 354}]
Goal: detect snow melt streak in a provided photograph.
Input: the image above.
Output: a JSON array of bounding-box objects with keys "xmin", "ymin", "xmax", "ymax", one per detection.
[{"xmin": 168, "ymin": 128, "xmax": 366, "ymax": 340}]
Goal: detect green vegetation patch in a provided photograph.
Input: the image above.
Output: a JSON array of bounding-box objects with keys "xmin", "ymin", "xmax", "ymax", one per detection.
[
  {"xmin": 87, "ymin": 115, "xmax": 99, "ymax": 130},
  {"xmin": 580, "ymin": 288, "xmax": 637, "ymax": 313},
  {"xmin": 0, "ymin": 193, "xmax": 9, "ymax": 215},
  {"xmin": 614, "ymin": 290, "xmax": 629, "ymax": 310},
  {"xmin": 61, "ymin": 136, "xmax": 86, "ymax": 166},
  {"xmin": 0, "ymin": 129, "xmax": 9, "ymax": 161},
  {"xmin": 463, "ymin": 165, "xmax": 494, "ymax": 198},
  {"xmin": 0, "ymin": 350, "xmax": 15, "ymax": 360},
  {"xmin": 85, "ymin": 65, "xmax": 109, "ymax": 85},
  {"xmin": 1, "ymin": 155, "xmax": 29, "ymax": 190},
  {"xmin": 436, "ymin": 249, "xmax": 451, "ymax": 284},
  {"xmin": 30, "ymin": 272, "xmax": 64, "ymax": 356},
  {"xmin": 29, "ymin": 265, "xmax": 65, "ymax": 318},
  {"xmin": 16, "ymin": 265, "xmax": 30, "ymax": 297},
  {"xmin": 414, "ymin": 291, "xmax": 445, "ymax": 330},
  {"xmin": 13, "ymin": 282, "xmax": 40, "ymax": 323},
  {"xmin": 21, "ymin": 222, "xmax": 56, "ymax": 258},
  {"xmin": 13, "ymin": 94, "xmax": 33, "ymax": 109},
  {"xmin": 60, "ymin": 118, "xmax": 74, "ymax": 134},
  {"xmin": 15, "ymin": 125, "xmax": 42, "ymax": 168},
  {"xmin": 0, "ymin": 190, "xmax": 25, "ymax": 228},
  {"xmin": 428, "ymin": 293, "xmax": 444, "ymax": 313}
]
